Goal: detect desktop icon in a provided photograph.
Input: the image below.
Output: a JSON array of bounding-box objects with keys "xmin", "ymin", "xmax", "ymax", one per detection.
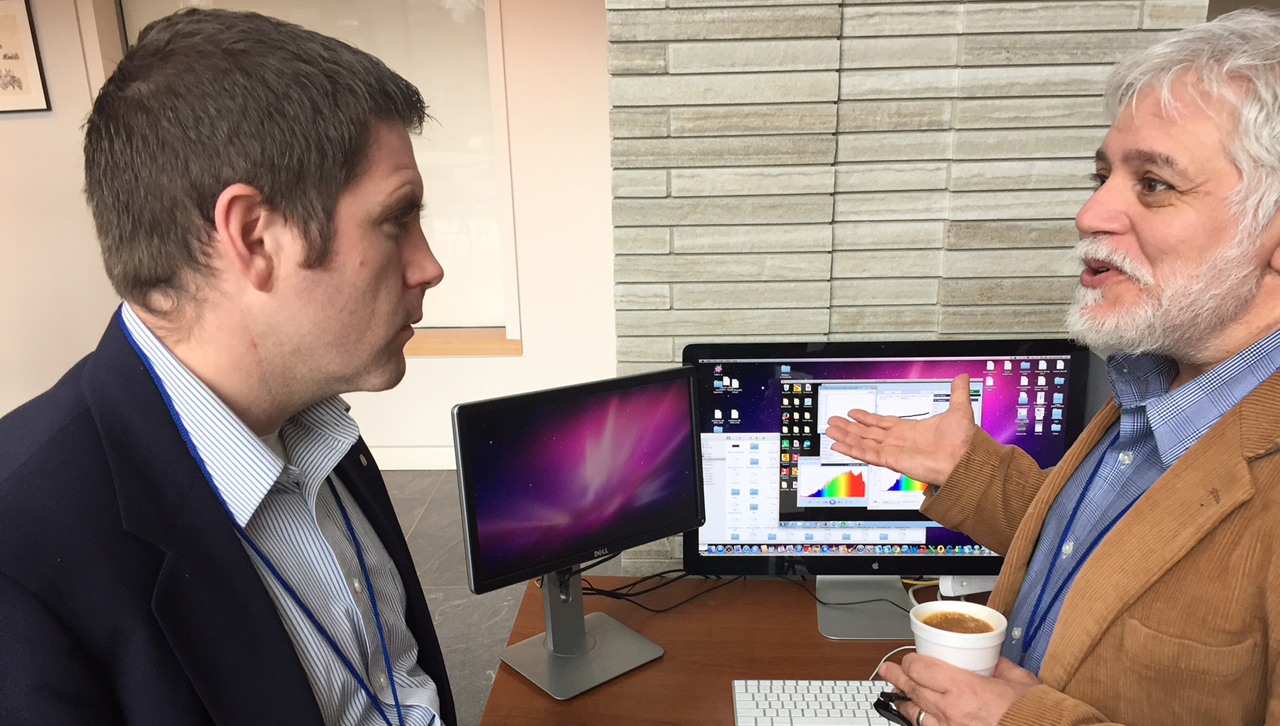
[
  {"xmin": 804, "ymin": 384, "xmax": 812, "ymax": 392},
  {"xmin": 781, "ymin": 453, "xmax": 790, "ymax": 463},
  {"xmin": 1034, "ymin": 407, "xmax": 1045, "ymax": 420},
  {"xmin": 794, "ymin": 384, "xmax": 802, "ymax": 393},
  {"xmin": 714, "ymin": 409, "xmax": 723, "ymax": 419},
  {"xmin": 1018, "ymin": 392, "xmax": 1029, "ymax": 404},
  {"xmin": 1020, "ymin": 362, "xmax": 1031, "ymax": 370},
  {"xmin": 1035, "ymin": 422, "xmax": 1043, "ymax": 433},
  {"xmin": 803, "ymin": 426, "xmax": 811, "ymax": 434},
  {"xmin": 1004, "ymin": 361, "xmax": 1012, "ymax": 370},
  {"xmin": 804, "ymin": 398, "xmax": 812, "ymax": 406},
  {"xmin": 1054, "ymin": 376, "xmax": 1065, "ymax": 385},
  {"xmin": 1037, "ymin": 375, "xmax": 1046, "ymax": 386},
  {"xmin": 713, "ymin": 426, "xmax": 723, "ymax": 433},
  {"xmin": 731, "ymin": 409, "xmax": 739, "ymax": 419},
  {"xmin": 713, "ymin": 380, "xmax": 723, "ymax": 389},
  {"xmin": 1051, "ymin": 423, "xmax": 1062, "ymax": 433},
  {"xmin": 1020, "ymin": 375, "xmax": 1029, "ymax": 386},
  {"xmin": 791, "ymin": 467, "xmax": 798, "ymax": 476},
  {"xmin": 1016, "ymin": 407, "xmax": 1028, "ymax": 420},
  {"xmin": 986, "ymin": 361, "xmax": 995, "ymax": 370},
  {"xmin": 1053, "ymin": 392, "xmax": 1064, "ymax": 404},
  {"xmin": 1036, "ymin": 391, "xmax": 1045, "ymax": 404},
  {"xmin": 985, "ymin": 376, "xmax": 994, "ymax": 386},
  {"xmin": 803, "ymin": 441, "xmax": 811, "ymax": 449},
  {"xmin": 1057, "ymin": 360, "xmax": 1066, "ymax": 370},
  {"xmin": 1052, "ymin": 409, "xmax": 1063, "ymax": 420},
  {"xmin": 1039, "ymin": 361, "xmax": 1047, "ymax": 370},
  {"xmin": 781, "ymin": 364, "xmax": 791, "ymax": 374}
]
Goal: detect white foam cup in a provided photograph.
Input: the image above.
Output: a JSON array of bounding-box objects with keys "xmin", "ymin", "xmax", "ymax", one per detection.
[{"xmin": 909, "ymin": 600, "xmax": 1007, "ymax": 676}]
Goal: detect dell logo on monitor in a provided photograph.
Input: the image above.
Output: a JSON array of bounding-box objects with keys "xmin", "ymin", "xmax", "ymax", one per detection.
[{"xmin": 594, "ymin": 548, "xmax": 610, "ymax": 558}]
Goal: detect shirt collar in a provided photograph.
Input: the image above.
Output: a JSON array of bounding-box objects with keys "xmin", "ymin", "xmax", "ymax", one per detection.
[
  {"xmin": 119, "ymin": 303, "xmax": 359, "ymax": 526},
  {"xmin": 1106, "ymin": 327, "xmax": 1280, "ymax": 468}
]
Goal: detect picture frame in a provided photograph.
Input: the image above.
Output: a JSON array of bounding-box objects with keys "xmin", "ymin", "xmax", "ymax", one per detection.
[{"xmin": 0, "ymin": 0, "xmax": 50, "ymax": 113}]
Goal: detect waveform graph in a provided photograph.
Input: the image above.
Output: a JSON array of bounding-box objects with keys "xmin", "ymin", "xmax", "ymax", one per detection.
[
  {"xmin": 796, "ymin": 463, "xmax": 869, "ymax": 507},
  {"xmin": 887, "ymin": 474, "xmax": 928, "ymax": 493}
]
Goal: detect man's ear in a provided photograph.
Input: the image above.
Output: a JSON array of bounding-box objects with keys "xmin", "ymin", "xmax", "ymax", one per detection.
[{"xmin": 211, "ymin": 183, "xmax": 280, "ymax": 292}]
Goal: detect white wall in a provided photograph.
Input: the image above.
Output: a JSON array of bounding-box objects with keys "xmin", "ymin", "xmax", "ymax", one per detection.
[
  {"xmin": 344, "ymin": 0, "xmax": 618, "ymax": 469},
  {"xmin": 0, "ymin": 0, "xmax": 617, "ymax": 470},
  {"xmin": 0, "ymin": 0, "xmax": 120, "ymax": 416}
]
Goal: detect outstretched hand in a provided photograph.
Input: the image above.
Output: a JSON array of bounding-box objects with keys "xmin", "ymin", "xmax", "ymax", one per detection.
[{"xmin": 824, "ymin": 374, "xmax": 977, "ymax": 486}]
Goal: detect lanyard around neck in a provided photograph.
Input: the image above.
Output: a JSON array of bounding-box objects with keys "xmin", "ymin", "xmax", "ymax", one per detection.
[
  {"xmin": 1018, "ymin": 429, "xmax": 1146, "ymax": 664},
  {"xmin": 119, "ymin": 315, "xmax": 407, "ymax": 726}
]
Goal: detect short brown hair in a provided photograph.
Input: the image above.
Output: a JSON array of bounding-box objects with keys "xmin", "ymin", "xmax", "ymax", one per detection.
[{"xmin": 84, "ymin": 8, "xmax": 426, "ymax": 312}]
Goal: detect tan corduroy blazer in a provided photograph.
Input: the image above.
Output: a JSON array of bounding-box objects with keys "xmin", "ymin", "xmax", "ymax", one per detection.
[{"xmin": 921, "ymin": 369, "xmax": 1280, "ymax": 726}]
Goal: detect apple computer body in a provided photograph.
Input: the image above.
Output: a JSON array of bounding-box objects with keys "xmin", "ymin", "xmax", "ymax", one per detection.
[
  {"xmin": 682, "ymin": 340, "xmax": 1089, "ymax": 639},
  {"xmin": 452, "ymin": 367, "xmax": 705, "ymax": 699}
]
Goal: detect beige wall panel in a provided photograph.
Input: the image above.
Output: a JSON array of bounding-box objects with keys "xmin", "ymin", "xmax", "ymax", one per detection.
[
  {"xmin": 613, "ymin": 169, "xmax": 669, "ymax": 197},
  {"xmin": 944, "ymin": 248, "xmax": 1080, "ymax": 278},
  {"xmin": 842, "ymin": 4, "xmax": 963, "ymax": 36},
  {"xmin": 947, "ymin": 220, "xmax": 1079, "ymax": 249},
  {"xmin": 939, "ymin": 305, "xmax": 1070, "ymax": 334},
  {"xmin": 949, "ymin": 189, "xmax": 1093, "ymax": 220},
  {"xmin": 613, "ymin": 195, "xmax": 834, "ymax": 226},
  {"xmin": 836, "ymin": 163, "xmax": 949, "ymax": 193},
  {"xmin": 950, "ymin": 159, "xmax": 1095, "ymax": 191},
  {"xmin": 833, "ymin": 249, "xmax": 943, "ymax": 278},
  {"xmin": 617, "ymin": 308, "xmax": 830, "ymax": 335},
  {"xmin": 834, "ymin": 190, "xmax": 950, "ymax": 221},
  {"xmin": 1143, "ymin": 0, "xmax": 1209, "ymax": 29},
  {"xmin": 833, "ymin": 221, "xmax": 946, "ymax": 250},
  {"xmin": 614, "ymin": 226, "xmax": 672, "ymax": 254},
  {"xmin": 611, "ymin": 108, "xmax": 671, "ymax": 138},
  {"xmin": 962, "ymin": 31, "xmax": 1173, "ymax": 66},
  {"xmin": 672, "ymin": 281, "xmax": 832, "ymax": 309},
  {"xmin": 830, "ymin": 305, "xmax": 939, "ymax": 332},
  {"xmin": 668, "ymin": 39, "xmax": 840, "ymax": 73},
  {"xmin": 616, "ymin": 252, "xmax": 833, "ymax": 282},
  {"xmin": 841, "ymin": 36, "xmax": 959, "ymax": 69},
  {"xmin": 940, "ymin": 277, "xmax": 1078, "ymax": 305},
  {"xmin": 831, "ymin": 278, "xmax": 940, "ymax": 306},
  {"xmin": 617, "ymin": 336, "xmax": 675, "ymax": 361},
  {"xmin": 840, "ymin": 68, "xmax": 958, "ymax": 100},
  {"xmin": 611, "ymin": 71, "xmax": 839, "ymax": 106},
  {"xmin": 615, "ymin": 135, "xmax": 837, "ymax": 167},
  {"xmin": 964, "ymin": 2, "xmax": 1141, "ymax": 33},
  {"xmin": 671, "ymin": 166, "xmax": 836, "ymax": 197},
  {"xmin": 954, "ymin": 97, "xmax": 1107, "ymax": 129},
  {"xmin": 609, "ymin": 43, "xmax": 668, "ymax": 74},
  {"xmin": 837, "ymin": 131, "xmax": 953, "ymax": 162},
  {"xmin": 617, "ymin": 362, "xmax": 683, "ymax": 376},
  {"xmin": 958, "ymin": 65, "xmax": 1111, "ymax": 98},
  {"xmin": 670, "ymin": 103, "xmax": 838, "ymax": 136},
  {"xmin": 953, "ymin": 128, "xmax": 1106, "ymax": 159},
  {"xmin": 606, "ymin": 0, "xmax": 666, "ymax": 8},
  {"xmin": 615, "ymin": 283, "xmax": 673, "ymax": 309},
  {"xmin": 674, "ymin": 224, "xmax": 834, "ymax": 253},
  {"xmin": 838, "ymin": 100, "xmax": 953, "ymax": 132},
  {"xmin": 609, "ymin": 6, "xmax": 842, "ymax": 42}
]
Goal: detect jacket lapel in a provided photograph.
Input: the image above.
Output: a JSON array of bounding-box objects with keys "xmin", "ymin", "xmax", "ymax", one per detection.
[
  {"xmin": 83, "ymin": 317, "xmax": 324, "ymax": 726},
  {"xmin": 997, "ymin": 370, "xmax": 1280, "ymax": 688}
]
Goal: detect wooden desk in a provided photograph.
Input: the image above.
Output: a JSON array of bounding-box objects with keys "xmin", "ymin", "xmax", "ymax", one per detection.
[{"xmin": 478, "ymin": 576, "xmax": 913, "ymax": 726}]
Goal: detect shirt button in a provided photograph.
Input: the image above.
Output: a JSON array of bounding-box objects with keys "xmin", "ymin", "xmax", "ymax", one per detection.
[
  {"xmin": 1062, "ymin": 541, "xmax": 1075, "ymax": 557},
  {"xmin": 1118, "ymin": 451, "xmax": 1133, "ymax": 466},
  {"xmin": 376, "ymin": 673, "xmax": 389, "ymax": 689},
  {"xmin": 351, "ymin": 577, "xmax": 364, "ymax": 594},
  {"xmin": 1011, "ymin": 627, "xmax": 1023, "ymax": 641}
]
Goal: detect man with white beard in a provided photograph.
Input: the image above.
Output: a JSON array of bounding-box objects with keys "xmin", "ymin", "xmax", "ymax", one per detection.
[{"xmin": 825, "ymin": 9, "xmax": 1280, "ymax": 726}]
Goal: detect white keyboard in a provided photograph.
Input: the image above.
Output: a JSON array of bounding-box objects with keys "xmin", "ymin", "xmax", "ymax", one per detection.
[{"xmin": 732, "ymin": 679, "xmax": 895, "ymax": 726}]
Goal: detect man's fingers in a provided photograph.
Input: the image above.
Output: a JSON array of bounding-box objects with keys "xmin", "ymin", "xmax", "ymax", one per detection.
[
  {"xmin": 880, "ymin": 660, "xmax": 943, "ymax": 724},
  {"xmin": 949, "ymin": 374, "xmax": 972, "ymax": 411},
  {"xmin": 899, "ymin": 653, "xmax": 965, "ymax": 694},
  {"xmin": 846, "ymin": 408, "xmax": 894, "ymax": 428}
]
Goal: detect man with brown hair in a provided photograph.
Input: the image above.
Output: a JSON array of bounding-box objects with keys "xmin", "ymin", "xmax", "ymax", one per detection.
[{"xmin": 0, "ymin": 9, "xmax": 454, "ymax": 725}]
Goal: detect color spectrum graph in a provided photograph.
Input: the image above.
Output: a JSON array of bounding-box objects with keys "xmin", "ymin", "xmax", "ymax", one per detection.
[
  {"xmin": 888, "ymin": 474, "xmax": 928, "ymax": 492},
  {"xmin": 806, "ymin": 469, "xmax": 867, "ymax": 498}
]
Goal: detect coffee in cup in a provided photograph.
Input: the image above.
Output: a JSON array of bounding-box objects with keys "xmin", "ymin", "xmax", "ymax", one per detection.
[{"xmin": 909, "ymin": 600, "xmax": 1007, "ymax": 676}]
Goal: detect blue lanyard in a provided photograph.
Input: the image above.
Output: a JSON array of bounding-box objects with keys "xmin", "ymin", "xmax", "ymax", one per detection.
[
  {"xmin": 1017, "ymin": 430, "xmax": 1146, "ymax": 665},
  {"xmin": 119, "ymin": 314, "xmax": 407, "ymax": 726}
]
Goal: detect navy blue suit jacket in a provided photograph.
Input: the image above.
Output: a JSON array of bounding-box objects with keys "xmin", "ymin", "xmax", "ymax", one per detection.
[{"xmin": 0, "ymin": 315, "xmax": 455, "ymax": 725}]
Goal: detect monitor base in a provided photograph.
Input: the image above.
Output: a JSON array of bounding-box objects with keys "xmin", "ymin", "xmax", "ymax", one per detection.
[
  {"xmin": 502, "ymin": 570, "xmax": 663, "ymax": 700},
  {"xmin": 815, "ymin": 575, "xmax": 914, "ymax": 640}
]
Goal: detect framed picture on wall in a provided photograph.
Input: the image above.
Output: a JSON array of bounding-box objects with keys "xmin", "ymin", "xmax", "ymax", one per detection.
[{"xmin": 0, "ymin": 0, "xmax": 50, "ymax": 112}]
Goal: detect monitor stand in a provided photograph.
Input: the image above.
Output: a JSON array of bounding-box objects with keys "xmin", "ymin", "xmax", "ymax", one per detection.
[
  {"xmin": 500, "ymin": 568, "xmax": 664, "ymax": 700},
  {"xmin": 815, "ymin": 575, "xmax": 914, "ymax": 640}
]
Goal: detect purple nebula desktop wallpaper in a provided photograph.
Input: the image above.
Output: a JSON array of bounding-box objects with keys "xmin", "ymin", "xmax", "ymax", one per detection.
[{"xmin": 465, "ymin": 377, "xmax": 700, "ymax": 579}]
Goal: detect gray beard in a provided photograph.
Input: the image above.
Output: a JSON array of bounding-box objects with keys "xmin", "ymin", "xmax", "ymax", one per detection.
[{"xmin": 1065, "ymin": 233, "xmax": 1263, "ymax": 365}]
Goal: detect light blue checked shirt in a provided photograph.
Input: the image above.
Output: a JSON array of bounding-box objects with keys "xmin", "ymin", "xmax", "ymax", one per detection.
[
  {"xmin": 120, "ymin": 304, "xmax": 440, "ymax": 726},
  {"xmin": 1004, "ymin": 328, "xmax": 1280, "ymax": 673}
]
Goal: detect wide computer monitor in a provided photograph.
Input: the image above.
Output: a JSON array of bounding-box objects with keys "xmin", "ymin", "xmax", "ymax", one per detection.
[
  {"xmin": 452, "ymin": 366, "xmax": 705, "ymax": 699},
  {"xmin": 682, "ymin": 340, "xmax": 1090, "ymax": 639}
]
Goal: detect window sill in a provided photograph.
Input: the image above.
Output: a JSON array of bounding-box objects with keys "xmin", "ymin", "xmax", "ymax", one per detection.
[{"xmin": 404, "ymin": 328, "xmax": 523, "ymax": 357}]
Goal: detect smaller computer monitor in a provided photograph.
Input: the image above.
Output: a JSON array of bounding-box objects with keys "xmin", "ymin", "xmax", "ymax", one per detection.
[{"xmin": 452, "ymin": 366, "xmax": 705, "ymax": 699}]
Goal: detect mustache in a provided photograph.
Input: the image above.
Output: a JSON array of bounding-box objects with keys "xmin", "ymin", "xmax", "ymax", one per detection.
[{"xmin": 1074, "ymin": 236, "xmax": 1154, "ymax": 287}]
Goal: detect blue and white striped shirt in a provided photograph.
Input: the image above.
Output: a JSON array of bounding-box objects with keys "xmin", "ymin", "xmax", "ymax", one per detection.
[
  {"xmin": 120, "ymin": 304, "xmax": 440, "ymax": 726},
  {"xmin": 1004, "ymin": 328, "xmax": 1280, "ymax": 673}
]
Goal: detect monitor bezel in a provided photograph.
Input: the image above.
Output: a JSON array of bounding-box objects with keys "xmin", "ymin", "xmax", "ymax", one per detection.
[
  {"xmin": 679, "ymin": 338, "xmax": 1091, "ymax": 578},
  {"xmin": 453, "ymin": 366, "xmax": 707, "ymax": 594}
]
